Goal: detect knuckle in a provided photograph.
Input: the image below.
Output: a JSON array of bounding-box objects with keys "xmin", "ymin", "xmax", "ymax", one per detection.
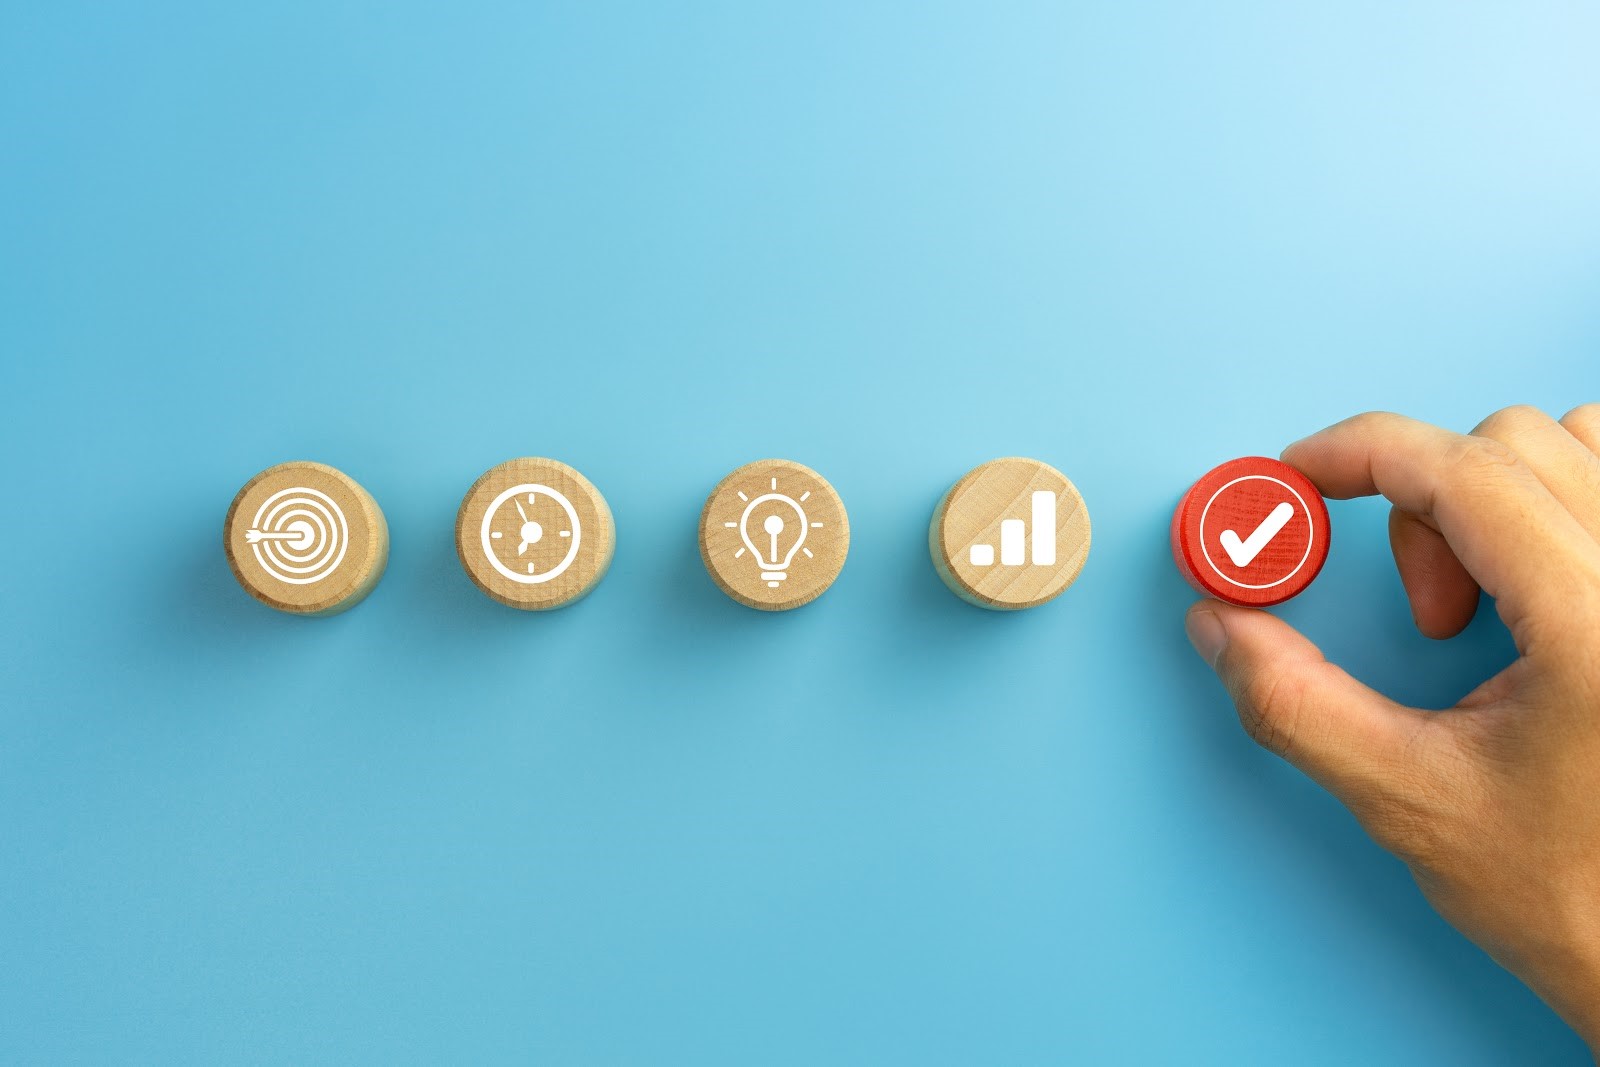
[
  {"xmin": 1440, "ymin": 433, "xmax": 1521, "ymax": 482},
  {"xmin": 1344, "ymin": 410, "xmax": 1404, "ymax": 436},
  {"xmin": 1236, "ymin": 667, "xmax": 1305, "ymax": 759},
  {"xmin": 1472, "ymin": 404, "xmax": 1548, "ymax": 441},
  {"xmin": 1560, "ymin": 402, "xmax": 1600, "ymax": 440}
]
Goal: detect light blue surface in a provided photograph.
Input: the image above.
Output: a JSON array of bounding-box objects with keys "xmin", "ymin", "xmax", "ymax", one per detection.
[{"xmin": 3, "ymin": 2, "xmax": 1598, "ymax": 1062}]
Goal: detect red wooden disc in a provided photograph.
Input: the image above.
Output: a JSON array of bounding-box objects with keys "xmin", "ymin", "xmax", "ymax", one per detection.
[{"xmin": 1171, "ymin": 456, "xmax": 1330, "ymax": 608}]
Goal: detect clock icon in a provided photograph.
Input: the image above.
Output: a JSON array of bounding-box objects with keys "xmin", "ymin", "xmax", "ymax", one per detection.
[{"xmin": 479, "ymin": 483, "xmax": 582, "ymax": 584}]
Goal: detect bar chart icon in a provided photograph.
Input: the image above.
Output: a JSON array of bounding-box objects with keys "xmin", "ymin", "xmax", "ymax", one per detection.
[
  {"xmin": 932, "ymin": 458, "xmax": 1090, "ymax": 610},
  {"xmin": 969, "ymin": 491, "xmax": 1056, "ymax": 567}
]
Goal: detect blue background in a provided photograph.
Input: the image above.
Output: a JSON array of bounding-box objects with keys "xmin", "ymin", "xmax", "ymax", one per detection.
[{"xmin": 3, "ymin": 1, "xmax": 1598, "ymax": 1062}]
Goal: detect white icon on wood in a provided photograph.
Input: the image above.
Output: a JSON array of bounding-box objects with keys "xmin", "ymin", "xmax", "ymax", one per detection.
[
  {"xmin": 1219, "ymin": 500, "xmax": 1294, "ymax": 567},
  {"xmin": 480, "ymin": 483, "xmax": 581, "ymax": 584},
  {"xmin": 726, "ymin": 477, "xmax": 824, "ymax": 588},
  {"xmin": 968, "ymin": 491, "xmax": 1056, "ymax": 568},
  {"xmin": 245, "ymin": 486, "xmax": 349, "ymax": 585}
]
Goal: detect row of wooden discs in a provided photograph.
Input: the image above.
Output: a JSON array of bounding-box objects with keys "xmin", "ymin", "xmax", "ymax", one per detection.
[{"xmin": 223, "ymin": 456, "xmax": 1095, "ymax": 615}]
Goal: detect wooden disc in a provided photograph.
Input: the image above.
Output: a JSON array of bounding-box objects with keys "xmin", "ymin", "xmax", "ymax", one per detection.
[
  {"xmin": 699, "ymin": 459, "xmax": 850, "ymax": 611},
  {"xmin": 456, "ymin": 457, "xmax": 614, "ymax": 610},
  {"xmin": 929, "ymin": 457, "xmax": 1091, "ymax": 610},
  {"xmin": 1171, "ymin": 456, "xmax": 1330, "ymax": 608},
  {"xmin": 223, "ymin": 461, "xmax": 389, "ymax": 615}
]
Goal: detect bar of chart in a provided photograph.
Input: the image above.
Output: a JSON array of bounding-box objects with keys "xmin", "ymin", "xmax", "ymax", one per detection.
[{"xmin": 969, "ymin": 490, "xmax": 1056, "ymax": 567}]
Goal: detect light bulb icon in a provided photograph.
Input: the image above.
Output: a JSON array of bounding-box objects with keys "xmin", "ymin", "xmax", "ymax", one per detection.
[
  {"xmin": 729, "ymin": 477, "xmax": 824, "ymax": 588},
  {"xmin": 701, "ymin": 460, "xmax": 849, "ymax": 610}
]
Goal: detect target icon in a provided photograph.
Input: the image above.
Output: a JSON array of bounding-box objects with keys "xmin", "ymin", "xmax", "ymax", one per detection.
[{"xmin": 244, "ymin": 486, "xmax": 350, "ymax": 585}]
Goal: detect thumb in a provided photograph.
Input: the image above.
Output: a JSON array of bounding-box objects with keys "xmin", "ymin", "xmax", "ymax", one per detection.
[{"xmin": 1185, "ymin": 600, "xmax": 1427, "ymax": 806}]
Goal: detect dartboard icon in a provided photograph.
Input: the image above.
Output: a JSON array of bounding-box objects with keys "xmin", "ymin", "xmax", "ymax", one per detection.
[{"xmin": 244, "ymin": 486, "xmax": 350, "ymax": 585}]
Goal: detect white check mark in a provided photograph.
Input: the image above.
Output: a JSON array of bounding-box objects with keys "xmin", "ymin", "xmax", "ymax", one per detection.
[{"xmin": 1219, "ymin": 501, "xmax": 1295, "ymax": 568}]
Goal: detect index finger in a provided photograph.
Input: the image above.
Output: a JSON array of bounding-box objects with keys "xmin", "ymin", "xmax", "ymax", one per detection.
[{"xmin": 1281, "ymin": 411, "xmax": 1600, "ymax": 651}]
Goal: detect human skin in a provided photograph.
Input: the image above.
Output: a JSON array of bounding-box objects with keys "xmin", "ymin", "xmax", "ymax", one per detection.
[{"xmin": 1183, "ymin": 406, "xmax": 1600, "ymax": 1049}]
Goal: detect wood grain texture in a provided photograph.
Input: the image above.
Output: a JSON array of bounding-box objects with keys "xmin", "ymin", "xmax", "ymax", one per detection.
[
  {"xmin": 455, "ymin": 457, "xmax": 614, "ymax": 610},
  {"xmin": 699, "ymin": 459, "xmax": 849, "ymax": 611},
  {"xmin": 1170, "ymin": 455, "xmax": 1329, "ymax": 608},
  {"xmin": 929, "ymin": 457, "xmax": 1090, "ymax": 610},
  {"xmin": 223, "ymin": 460, "xmax": 389, "ymax": 616}
]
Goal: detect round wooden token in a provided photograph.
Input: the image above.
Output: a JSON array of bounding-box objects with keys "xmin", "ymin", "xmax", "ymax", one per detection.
[
  {"xmin": 929, "ymin": 457, "xmax": 1091, "ymax": 610},
  {"xmin": 699, "ymin": 459, "xmax": 849, "ymax": 611},
  {"xmin": 223, "ymin": 461, "xmax": 389, "ymax": 615},
  {"xmin": 1171, "ymin": 456, "xmax": 1331, "ymax": 608},
  {"xmin": 456, "ymin": 457, "xmax": 615, "ymax": 610}
]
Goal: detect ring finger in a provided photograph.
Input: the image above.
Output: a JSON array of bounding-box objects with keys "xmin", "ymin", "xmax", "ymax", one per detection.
[{"xmin": 1472, "ymin": 405, "xmax": 1600, "ymax": 546}]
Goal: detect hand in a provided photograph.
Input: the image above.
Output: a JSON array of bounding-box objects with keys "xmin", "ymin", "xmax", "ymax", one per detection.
[{"xmin": 1184, "ymin": 406, "xmax": 1600, "ymax": 1047}]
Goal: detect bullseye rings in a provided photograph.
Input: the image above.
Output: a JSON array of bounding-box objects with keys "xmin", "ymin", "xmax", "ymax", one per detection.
[
  {"xmin": 248, "ymin": 486, "xmax": 350, "ymax": 585},
  {"xmin": 224, "ymin": 461, "xmax": 388, "ymax": 615}
]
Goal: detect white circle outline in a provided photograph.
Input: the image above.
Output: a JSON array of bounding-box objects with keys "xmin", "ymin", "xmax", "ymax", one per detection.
[
  {"xmin": 269, "ymin": 509, "xmax": 330, "ymax": 567},
  {"xmin": 256, "ymin": 496, "xmax": 339, "ymax": 578},
  {"xmin": 258, "ymin": 502, "xmax": 335, "ymax": 575},
  {"xmin": 249, "ymin": 486, "xmax": 348, "ymax": 585},
  {"xmin": 1197, "ymin": 475, "xmax": 1315, "ymax": 591},
  {"xmin": 262, "ymin": 503, "xmax": 335, "ymax": 571},
  {"xmin": 480, "ymin": 483, "xmax": 582, "ymax": 585}
]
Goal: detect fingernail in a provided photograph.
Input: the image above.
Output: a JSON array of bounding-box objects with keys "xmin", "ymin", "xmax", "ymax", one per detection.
[{"xmin": 1185, "ymin": 607, "xmax": 1228, "ymax": 667}]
